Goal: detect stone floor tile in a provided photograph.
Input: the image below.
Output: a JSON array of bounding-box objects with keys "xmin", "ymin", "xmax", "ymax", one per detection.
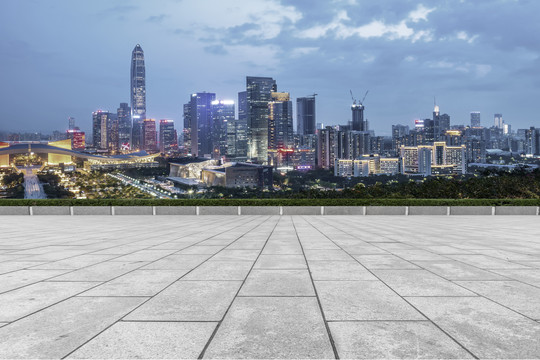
[
  {"xmin": 78, "ymin": 269, "xmax": 188, "ymax": 297},
  {"xmin": 0, "ymin": 269, "xmax": 69, "ymax": 294},
  {"xmin": 456, "ymin": 280, "xmax": 540, "ymax": 319},
  {"xmin": 0, "ymin": 296, "xmax": 146, "ymax": 359},
  {"xmin": 253, "ymin": 254, "xmax": 307, "ymax": 269},
  {"xmin": 413, "ymin": 260, "xmax": 507, "ymax": 280},
  {"xmin": 0, "ymin": 281, "xmax": 98, "ymax": 322},
  {"xmin": 308, "ymin": 260, "xmax": 378, "ymax": 281},
  {"xmin": 211, "ymin": 249, "xmax": 260, "ymax": 261},
  {"xmin": 50, "ymin": 261, "xmax": 145, "ymax": 282},
  {"xmin": 304, "ymin": 249, "xmax": 352, "ymax": 261},
  {"xmin": 329, "ymin": 321, "xmax": 473, "ymax": 359},
  {"xmin": 203, "ymin": 297, "xmax": 334, "ymax": 359},
  {"xmin": 407, "ymin": 296, "xmax": 540, "ymax": 359},
  {"xmin": 141, "ymin": 254, "xmax": 211, "ymax": 270},
  {"xmin": 354, "ymin": 254, "xmax": 420, "ymax": 270},
  {"xmin": 182, "ymin": 260, "xmax": 253, "ymax": 280},
  {"xmin": 125, "ymin": 280, "xmax": 242, "ymax": 321},
  {"xmin": 68, "ymin": 321, "xmax": 217, "ymax": 359},
  {"xmin": 239, "ymin": 269, "xmax": 314, "ymax": 296},
  {"xmin": 316, "ymin": 281, "xmax": 424, "ymax": 321},
  {"xmin": 374, "ymin": 269, "xmax": 475, "ymax": 297},
  {"xmin": 490, "ymin": 268, "xmax": 540, "ymax": 287}
]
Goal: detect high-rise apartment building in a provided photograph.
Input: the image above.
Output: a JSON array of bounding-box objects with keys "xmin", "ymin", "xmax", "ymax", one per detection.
[
  {"xmin": 159, "ymin": 119, "xmax": 176, "ymax": 153},
  {"xmin": 317, "ymin": 126, "xmax": 336, "ymax": 169},
  {"xmin": 268, "ymin": 92, "xmax": 293, "ymax": 150},
  {"xmin": 108, "ymin": 113, "xmax": 119, "ymax": 153},
  {"xmin": 470, "ymin": 111, "xmax": 481, "ymax": 127},
  {"xmin": 400, "ymin": 142, "xmax": 466, "ymax": 175},
  {"xmin": 131, "ymin": 44, "xmax": 146, "ymax": 150},
  {"xmin": 68, "ymin": 117, "xmax": 75, "ymax": 130},
  {"xmin": 142, "ymin": 119, "xmax": 157, "ymax": 152},
  {"xmin": 117, "ymin": 103, "xmax": 131, "ymax": 150},
  {"xmin": 297, "ymin": 96, "xmax": 316, "ymax": 136},
  {"xmin": 246, "ymin": 76, "xmax": 276, "ymax": 163}
]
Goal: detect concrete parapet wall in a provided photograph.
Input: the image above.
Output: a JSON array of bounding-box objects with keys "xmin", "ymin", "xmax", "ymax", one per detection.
[
  {"xmin": 366, "ymin": 206, "xmax": 407, "ymax": 215},
  {"xmin": 155, "ymin": 206, "xmax": 197, "ymax": 215},
  {"xmin": 240, "ymin": 206, "xmax": 280, "ymax": 215},
  {"xmin": 323, "ymin": 206, "xmax": 365, "ymax": 215},
  {"xmin": 494, "ymin": 206, "xmax": 539, "ymax": 215},
  {"xmin": 198, "ymin": 206, "xmax": 239, "ymax": 215},
  {"xmin": 282, "ymin": 206, "xmax": 321, "ymax": 215},
  {"xmin": 450, "ymin": 206, "xmax": 493, "ymax": 215},
  {"xmin": 0, "ymin": 206, "xmax": 30, "ymax": 215},
  {"xmin": 31, "ymin": 206, "xmax": 71, "ymax": 215},
  {"xmin": 113, "ymin": 206, "xmax": 153, "ymax": 215},
  {"xmin": 0, "ymin": 206, "xmax": 539, "ymax": 216},
  {"xmin": 409, "ymin": 206, "xmax": 448, "ymax": 215},
  {"xmin": 73, "ymin": 206, "xmax": 112, "ymax": 215}
]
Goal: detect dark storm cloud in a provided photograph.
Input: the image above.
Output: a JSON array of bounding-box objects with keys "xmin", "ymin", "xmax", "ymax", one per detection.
[{"xmin": 0, "ymin": 0, "xmax": 539, "ymax": 134}]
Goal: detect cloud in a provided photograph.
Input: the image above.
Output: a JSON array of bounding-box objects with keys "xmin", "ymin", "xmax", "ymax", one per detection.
[
  {"xmin": 146, "ymin": 14, "xmax": 168, "ymax": 23},
  {"xmin": 408, "ymin": 4, "xmax": 436, "ymax": 23},
  {"xmin": 290, "ymin": 47, "xmax": 319, "ymax": 58},
  {"xmin": 296, "ymin": 4, "xmax": 436, "ymax": 42},
  {"xmin": 203, "ymin": 44, "xmax": 229, "ymax": 55}
]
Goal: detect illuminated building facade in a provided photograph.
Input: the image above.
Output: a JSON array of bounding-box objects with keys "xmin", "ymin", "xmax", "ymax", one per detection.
[
  {"xmin": 297, "ymin": 96, "xmax": 316, "ymax": 136},
  {"xmin": 246, "ymin": 76, "xmax": 276, "ymax": 163},
  {"xmin": 66, "ymin": 129, "xmax": 85, "ymax": 150},
  {"xmin": 159, "ymin": 119, "xmax": 177, "ymax": 153},
  {"xmin": 211, "ymin": 100, "xmax": 235, "ymax": 158},
  {"xmin": 494, "ymin": 114, "xmax": 503, "ymax": 128},
  {"xmin": 201, "ymin": 162, "xmax": 273, "ymax": 189},
  {"xmin": 317, "ymin": 126, "xmax": 336, "ymax": 169},
  {"xmin": 92, "ymin": 110, "xmax": 110, "ymax": 150},
  {"xmin": 47, "ymin": 139, "xmax": 72, "ymax": 164},
  {"xmin": 400, "ymin": 142, "xmax": 466, "ymax": 175},
  {"xmin": 0, "ymin": 142, "xmax": 9, "ymax": 167},
  {"xmin": 117, "ymin": 102, "xmax": 131, "ymax": 150},
  {"xmin": 268, "ymin": 92, "xmax": 293, "ymax": 151},
  {"xmin": 131, "ymin": 44, "xmax": 146, "ymax": 150},
  {"xmin": 235, "ymin": 91, "xmax": 248, "ymax": 159},
  {"xmin": 142, "ymin": 119, "xmax": 157, "ymax": 152},
  {"xmin": 185, "ymin": 92, "xmax": 216, "ymax": 157},
  {"xmin": 334, "ymin": 155, "xmax": 400, "ymax": 177},
  {"xmin": 108, "ymin": 113, "xmax": 119, "ymax": 153}
]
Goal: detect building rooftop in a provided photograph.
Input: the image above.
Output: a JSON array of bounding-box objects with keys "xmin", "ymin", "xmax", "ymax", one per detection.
[{"xmin": 0, "ymin": 215, "xmax": 539, "ymax": 359}]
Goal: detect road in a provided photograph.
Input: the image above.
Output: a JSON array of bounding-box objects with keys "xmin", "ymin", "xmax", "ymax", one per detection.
[{"xmin": 22, "ymin": 167, "xmax": 46, "ymax": 199}]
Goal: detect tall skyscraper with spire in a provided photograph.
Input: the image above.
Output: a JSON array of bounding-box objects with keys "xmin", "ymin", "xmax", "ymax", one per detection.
[{"xmin": 131, "ymin": 44, "xmax": 146, "ymax": 150}]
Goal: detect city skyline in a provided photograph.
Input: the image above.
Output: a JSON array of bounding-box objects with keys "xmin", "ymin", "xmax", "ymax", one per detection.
[{"xmin": 2, "ymin": 0, "xmax": 540, "ymax": 135}]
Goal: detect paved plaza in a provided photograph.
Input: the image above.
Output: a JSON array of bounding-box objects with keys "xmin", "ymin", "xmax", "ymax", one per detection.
[{"xmin": 0, "ymin": 215, "xmax": 539, "ymax": 359}]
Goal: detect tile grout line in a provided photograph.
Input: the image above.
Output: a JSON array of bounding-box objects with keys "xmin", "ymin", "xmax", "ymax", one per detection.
[
  {"xmin": 196, "ymin": 216, "xmax": 282, "ymax": 359},
  {"xmin": 302, "ymin": 215, "xmax": 480, "ymax": 360},
  {"xmin": 291, "ymin": 216, "xmax": 340, "ymax": 360},
  {"xmin": 60, "ymin": 215, "xmax": 272, "ymax": 359}
]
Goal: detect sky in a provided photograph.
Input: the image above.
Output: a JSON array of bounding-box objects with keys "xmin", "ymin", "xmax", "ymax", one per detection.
[{"xmin": 1, "ymin": 0, "xmax": 539, "ymax": 136}]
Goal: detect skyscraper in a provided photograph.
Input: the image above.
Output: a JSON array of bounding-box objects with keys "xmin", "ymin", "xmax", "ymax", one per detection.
[
  {"xmin": 117, "ymin": 103, "xmax": 131, "ymax": 150},
  {"xmin": 236, "ymin": 91, "xmax": 248, "ymax": 158},
  {"xmin": 185, "ymin": 92, "xmax": 216, "ymax": 157},
  {"xmin": 211, "ymin": 100, "xmax": 235, "ymax": 158},
  {"xmin": 159, "ymin": 119, "xmax": 176, "ymax": 153},
  {"xmin": 351, "ymin": 103, "xmax": 366, "ymax": 131},
  {"xmin": 142, "ymin": 119, "xmax": 157, "ymax": 152},
  {"xmin": 268, "ymin": 92, "xmax": 293, "ymax": 150},
  {"xmin": 131, "ymin": 44, "xmax": 146, "ymax": 150},
  {"xmin": 297, "ymin": 96, "xmax": 316, "ymax": 136},
  {"xmin": 246, "ymin": 76, "xmax": 276, "ymax": 163},
  {"xmin": 108, "ymin": 112, "xmax": 119, "ymax": 153},
  {"xmin": 494, "ymin": 114, "xmax": 503, "ymax": 128},
  {"xmin": 92, "ymin": 110, "xmax": 110, "ymax": 150},
  {"xmin": 68, "ymin": 117, "xmax": 75, "ymax": 130},
  {"xmin": 470, "ymin": 111, "xmax": 481, "ymax": 127}
]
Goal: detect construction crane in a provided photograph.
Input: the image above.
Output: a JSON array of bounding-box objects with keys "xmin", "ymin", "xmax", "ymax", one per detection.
[
  {"xmin": 360, "ymin": 90, "xmax": 369, "ymax": 105},
  {"xmin": 350, "ymin": 90, "xmax": 356, "ymax": 105}
]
